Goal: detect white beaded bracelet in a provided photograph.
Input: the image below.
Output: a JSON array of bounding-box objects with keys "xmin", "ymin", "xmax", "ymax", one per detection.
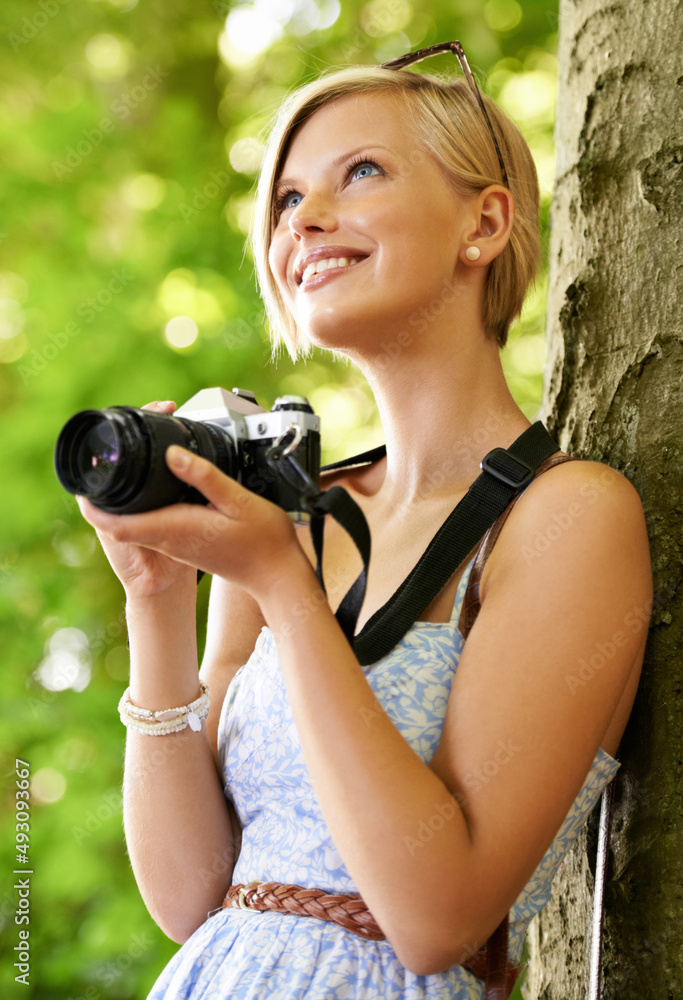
[{"xmin": 118, "ymin": 681, "xmax": 210, "ymax": 736}]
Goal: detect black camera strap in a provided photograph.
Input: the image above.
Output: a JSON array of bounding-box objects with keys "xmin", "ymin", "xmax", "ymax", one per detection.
[{"xmin": 271, "ymin": 421, "xmax": 560, "ymax": 666}]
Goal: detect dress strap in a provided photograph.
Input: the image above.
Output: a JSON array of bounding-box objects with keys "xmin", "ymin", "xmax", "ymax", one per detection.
[{"xmin": 448, "ymin": 554, "xmax": 478, "ymax": 626}]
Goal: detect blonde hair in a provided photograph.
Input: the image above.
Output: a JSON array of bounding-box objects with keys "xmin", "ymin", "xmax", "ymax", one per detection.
[{"xmin": 252, "ymin": 66, "xmax": 540, "ymax": 358}]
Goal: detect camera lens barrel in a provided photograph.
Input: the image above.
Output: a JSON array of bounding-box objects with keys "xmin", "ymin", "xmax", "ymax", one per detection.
[{"xmin": 54, "ymin": 406, "xmax": 237, "ymax": 514}]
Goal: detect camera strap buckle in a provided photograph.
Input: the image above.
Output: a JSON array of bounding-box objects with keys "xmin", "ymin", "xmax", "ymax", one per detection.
[
  {"xmin": 269, "ymin": 423, "xmax": 303, "ymax": 461},
  {"xmin": 480, "ymin": 448, "xmax": 534, "ymax": 491}
]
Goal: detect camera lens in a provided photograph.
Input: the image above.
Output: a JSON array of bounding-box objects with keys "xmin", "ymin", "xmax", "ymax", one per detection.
[
  {"xmin": 55, "ymin": 408, "xmax": 151, "ymax": 507},
  {"xmin": 75, "ymin": 420, "xmax": 120, "ymax": 491},
  {"xmin": 55, "ymin": 405, "xmax": 238, "ymax": 514}
]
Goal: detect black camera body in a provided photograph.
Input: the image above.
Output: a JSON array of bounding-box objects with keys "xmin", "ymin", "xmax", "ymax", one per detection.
[{"xmin": 55, "ymin": 387, "xmax": 321, "ymax": 520}]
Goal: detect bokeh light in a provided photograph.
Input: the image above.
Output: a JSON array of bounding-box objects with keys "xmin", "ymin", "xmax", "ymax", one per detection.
[
  {"xmin": 229, "ymin": 137, "xmax": 265, "ymax": 175},
  {"xmin": 164, "ymin": 315, "xmax": 200, "ymax": 349},
  {"xmin": 31, "ymin": 767, "xmax": 68, "ymax": 805},
  {"xmin": 484, "ymin": 0, "xmax": 523, "ymax": 33},
  {"xmin": 84, "ymin": 33, "xmax": 131, "ymax": 80},
  {"xmin": 34, "ymin": 628, "xmax": 92, "ymax": 692}
]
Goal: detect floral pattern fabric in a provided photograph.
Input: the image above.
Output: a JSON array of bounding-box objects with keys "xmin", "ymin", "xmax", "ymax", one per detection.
[{"xmin": 147, "ymin": 555, "xmax": 619, "ymax": 998}]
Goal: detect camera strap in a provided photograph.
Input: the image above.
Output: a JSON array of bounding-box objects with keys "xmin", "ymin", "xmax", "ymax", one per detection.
[{"xmin": 271, "ymin": 421, "xmax": 560, "ymax": 665}]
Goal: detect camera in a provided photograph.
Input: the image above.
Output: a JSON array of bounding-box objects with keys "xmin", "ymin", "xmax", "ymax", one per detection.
[{"xmin": 54, "ymin": 387, "xmax": 321, "ymax": 520}]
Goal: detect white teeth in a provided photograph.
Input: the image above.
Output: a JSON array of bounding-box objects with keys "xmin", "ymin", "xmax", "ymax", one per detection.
[{"xmin": 301, "ymin": 256, "xmax": 362, "ymax": 282}]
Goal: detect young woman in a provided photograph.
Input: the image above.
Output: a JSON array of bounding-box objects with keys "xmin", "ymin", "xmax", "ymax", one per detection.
[{"xmin": 77, "ymin": 46, "xmax": 651, "ymax": 999}]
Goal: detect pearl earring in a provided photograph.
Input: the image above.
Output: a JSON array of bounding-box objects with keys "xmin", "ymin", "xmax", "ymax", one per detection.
[{"xmin": 465, "ymin": 246, "xmax": 481, "ymax": 261}]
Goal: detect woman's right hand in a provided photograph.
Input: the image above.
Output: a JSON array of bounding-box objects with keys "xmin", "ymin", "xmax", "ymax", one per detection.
[{"xmin": 76, "ymin": 400, "xmax": 198, "ymax": 601}]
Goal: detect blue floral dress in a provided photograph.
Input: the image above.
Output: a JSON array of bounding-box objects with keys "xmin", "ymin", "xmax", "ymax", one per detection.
[{"xmin": 147, "ymin": 555, "xmax": 619, "ymax": 999}]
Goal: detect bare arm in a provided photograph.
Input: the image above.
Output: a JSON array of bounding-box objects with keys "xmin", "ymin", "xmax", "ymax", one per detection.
[{"xmin": 122, "ymin": 578, "xmax": 262, "ymax": 943}]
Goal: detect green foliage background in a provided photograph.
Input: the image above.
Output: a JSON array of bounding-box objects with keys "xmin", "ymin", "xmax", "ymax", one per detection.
[{"xmin": 1, "ymin": 0, "xmax": 557, "ymax": 995}]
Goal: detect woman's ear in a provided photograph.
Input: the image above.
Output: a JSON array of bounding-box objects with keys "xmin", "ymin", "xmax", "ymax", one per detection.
[{"xmin": 461, "ymin": 185, "xmax": 515, "ymax": 266}]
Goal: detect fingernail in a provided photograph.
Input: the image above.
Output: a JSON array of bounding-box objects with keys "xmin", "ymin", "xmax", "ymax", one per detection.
[{"xmin": 167, "ymin": 446, "xmax": 190, "ymax": 471}]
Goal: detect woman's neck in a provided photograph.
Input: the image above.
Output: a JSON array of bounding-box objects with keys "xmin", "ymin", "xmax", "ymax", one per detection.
[{"xmin": 355, "ymin": 322, "xmax": 531, "ymax": 507}]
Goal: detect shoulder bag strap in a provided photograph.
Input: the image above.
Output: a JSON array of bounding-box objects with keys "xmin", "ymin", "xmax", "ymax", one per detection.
[{"xmin": 588, "ymin": 772, "xmax": 618, "ymax": 1000}]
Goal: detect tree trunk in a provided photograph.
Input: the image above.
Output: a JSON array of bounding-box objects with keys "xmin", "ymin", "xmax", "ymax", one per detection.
[{"xmin": 526, "ymin": 0, "xmax": 683, "ymax": 997}]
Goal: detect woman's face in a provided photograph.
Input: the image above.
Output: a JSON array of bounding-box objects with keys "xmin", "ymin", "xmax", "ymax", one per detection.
[{"xmin": 268, "ymin": 90, "xmax": 473, "ymax": 354}]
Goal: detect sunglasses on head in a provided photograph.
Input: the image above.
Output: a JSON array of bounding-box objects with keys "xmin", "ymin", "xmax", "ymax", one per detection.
[{"xmin": 381, "ymin": 41, "xmax": 509, "ymax": 188}]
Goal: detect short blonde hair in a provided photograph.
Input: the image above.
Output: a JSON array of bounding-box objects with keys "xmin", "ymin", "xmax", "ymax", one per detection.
[{"xmin": 252, "ymin": 66, "xmax": 540, "ymax": 357}]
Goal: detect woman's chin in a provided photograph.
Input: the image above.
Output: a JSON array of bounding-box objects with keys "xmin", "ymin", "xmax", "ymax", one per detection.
[
  {"xmin": 294, "ymin": 307, "xmax": 395, "ymax": 358},
  {"xmin": 295, "ymin": 320, "xmax": 362, "ymax": 356}
]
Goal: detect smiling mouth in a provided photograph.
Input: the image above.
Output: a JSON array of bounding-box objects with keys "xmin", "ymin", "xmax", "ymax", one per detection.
[{"xmin": 298, "ymin": 256, "xmax": 367, "ymax": 286}]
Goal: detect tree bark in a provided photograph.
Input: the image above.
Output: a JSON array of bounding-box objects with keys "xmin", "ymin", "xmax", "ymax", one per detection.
[{"xmin": 526, "ymin": 0, "xmax": 683, "ymax": 997}]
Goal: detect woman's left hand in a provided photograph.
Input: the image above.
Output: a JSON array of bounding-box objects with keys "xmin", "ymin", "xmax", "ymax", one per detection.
[{"xmin": 81, "ymin": 444, "xmax": 313, "ymax": 604}]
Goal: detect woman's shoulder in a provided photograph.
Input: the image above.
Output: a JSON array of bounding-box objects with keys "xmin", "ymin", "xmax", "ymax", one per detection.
[
  {"xmin": 524, "ymin": 452, "xmax": 643, "ymax": 509},
  {"xmin": 479, "ymin": 453, "xmax": 650, "ymax": 604},
  {"xmin": 518, "ymin": 454, "xmax": 645, "ymax": 531}
]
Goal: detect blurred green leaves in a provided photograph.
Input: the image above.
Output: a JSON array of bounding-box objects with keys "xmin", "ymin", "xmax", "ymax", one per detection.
[{"xmin": 1, "ymin": 1, "xmax": 558, "ymax": 995}]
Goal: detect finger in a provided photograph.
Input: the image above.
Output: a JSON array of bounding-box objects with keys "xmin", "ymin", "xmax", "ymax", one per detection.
[
  {"xmin": 165, "ymin": 445, "xmax": 253, "ymax": 519},
  {"xmin": 75, "ymin": 494, "xmax": 102, "ymax": 524},
  {"xmin": 84, "ymin": 500, "xmax": 248, "ymax": 577},
  {"xmin": 75, "ymin": 458, "xmax": 245, "ymax": 548},
  {"xmin": 75, "ymin": 492, "xmax": 214, "ymax": 549},
  {"xmin": 75, "ymin": 494, "xmax": 134, "ymax": 535},
  {"xmin": 142, "ymin": 400, "xmax": 176, "ymax": 413}
]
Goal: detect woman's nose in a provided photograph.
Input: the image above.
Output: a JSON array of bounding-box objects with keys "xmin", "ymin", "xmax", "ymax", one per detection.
[{"xmin": 288, "ymin": 191, "xmax": 338, "ymax": 241}]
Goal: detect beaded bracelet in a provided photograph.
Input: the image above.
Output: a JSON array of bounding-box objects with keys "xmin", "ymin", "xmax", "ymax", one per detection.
[{"xmin": 118, "ymin": 681, "xmax": 210, "ymax": 736}]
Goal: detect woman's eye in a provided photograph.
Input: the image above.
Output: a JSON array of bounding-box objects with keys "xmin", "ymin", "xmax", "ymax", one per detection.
[
  {"xmin": 350, "ymin": 161, "xmax": 381, "ymax": 182},
  {"xmin": 280, "ymin": 190, "xmax": 302, "ymax": 211}
]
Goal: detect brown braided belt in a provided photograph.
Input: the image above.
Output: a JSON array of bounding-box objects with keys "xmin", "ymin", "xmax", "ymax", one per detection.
[
  {"xmin": 222, "ymin": 880, "xmax": 521, "ymax": 996},
  {"xmin": 223, "ymin": 881, "xmax": 384, "ymax": 941}
]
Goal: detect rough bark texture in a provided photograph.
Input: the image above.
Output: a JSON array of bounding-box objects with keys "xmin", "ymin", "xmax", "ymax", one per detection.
[{"xmin": 525, "ymin": 0, "xmax": 683, "ymax": 997}]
